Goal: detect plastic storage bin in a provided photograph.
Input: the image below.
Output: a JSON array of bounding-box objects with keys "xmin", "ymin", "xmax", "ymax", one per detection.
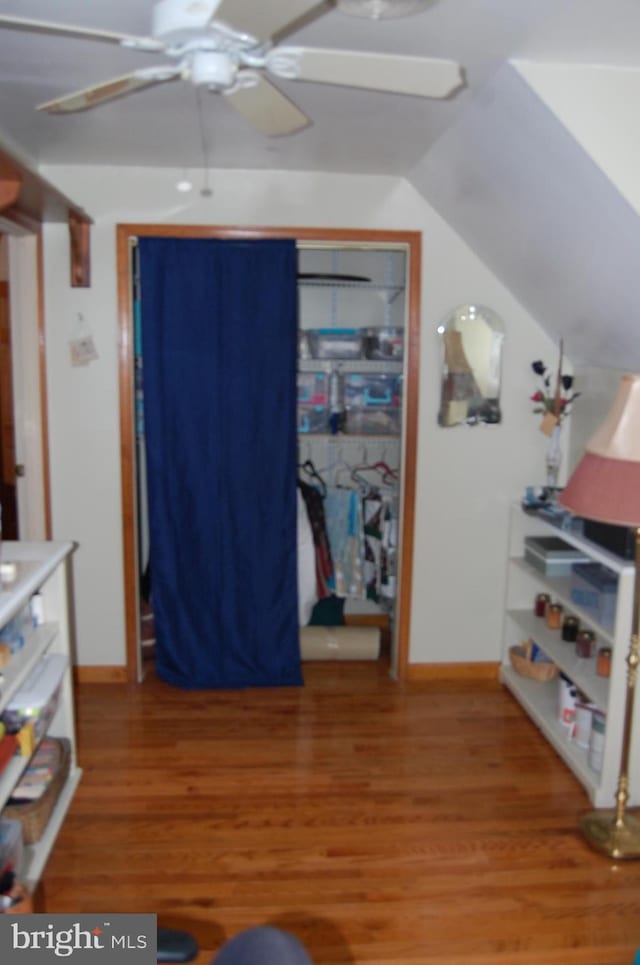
[
  {"xmin": 344, "ymin": 373, "xmax": 401, "ymax": 436},
  {"xmin": 0, "ymin": 605, "xmax": 33, "ymax": 654},
  {"xmin": 344, "ymin": 373, "xmax": 402, "ymax": 408},
  {"xmin": 2, "ymin": 653, "xmax": 68, "ymax": 745},
  {"xmin": 306, "ymin": 329, "xmax": 364, "ymax": 360},
  {"xmin": 345, "ymin": 407, "xmax": 401, "ymax": 435},
  {"xmin": 363, "ymin": 327, "xmax": 404, "ymax": 361},
  {"xmin": 297, "ymin": 405, "xmax": 328, "ymax": 434},
  {"xmin": 570, "ymin": 562, "xmax": 618, "ymax": 631},
  {"xmin": 297, "ymin": 372, "xmax": 328, "ymax": 405}
]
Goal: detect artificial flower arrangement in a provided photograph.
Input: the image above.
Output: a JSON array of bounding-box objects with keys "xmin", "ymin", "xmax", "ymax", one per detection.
[{"xmin": 530, "ymin": 341, "xmax": 580, "ymax": 433}]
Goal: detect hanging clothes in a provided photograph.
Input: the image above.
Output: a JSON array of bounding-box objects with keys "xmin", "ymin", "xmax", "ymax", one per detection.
[
  {"xmin": 297, "ymin": 478, "xmax": 334, "ymax": 600},
  {"xmin": 362, "ymin": 491, "xmax": 396, "ymax": 603},
  {"xmin": 363, "ymin": 493, "xmax": 384, "ymax": 602},
  {"xmin": 379, "ymin": 506, "xmax": 398, "ymax": 600},
  {"xmin": 297, "ymin": 488, "xmax": 317, "ymax": 625},
  {"xmin": 139, "ymin": 236, "xmax": 302, "ymax": 689},
  {"xmin": 323, "ymin": 486, "xmax": 365, "ymax": 599}
]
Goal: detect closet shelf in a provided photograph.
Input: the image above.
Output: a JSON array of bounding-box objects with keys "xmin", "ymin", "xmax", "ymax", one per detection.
[
  {"xmin": 297, "ymin": 278, "xmax": 404, "ymax": 304},
  {"xmin": 298, "ymin": 358, "xmax": 403, "ymax": 375}
]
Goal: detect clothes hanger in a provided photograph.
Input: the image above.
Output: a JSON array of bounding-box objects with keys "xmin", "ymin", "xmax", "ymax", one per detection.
[
  {"xmin": 370, "ymin": 460, "xmax": 399, "ymax": 485},
  {"xmin": 317, "ymin": 446, "xmax": 354, "ymax": 489},
  {"xmin": 349, "ymin": 446, "xmax": 390, "ymax": 490},
  {"xmin": 298, "ymin": 458, "xmax": 327, "ymax": 497}
]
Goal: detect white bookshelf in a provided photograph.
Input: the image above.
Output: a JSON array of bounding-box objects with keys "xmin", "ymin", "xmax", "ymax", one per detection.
[
  {"xmin": 500, "ymin": 505, "xmax": 636, "ymax": 807},
  {"xmin": 0, "ymin": 541, "xmax": 81, "ymax": 890}
]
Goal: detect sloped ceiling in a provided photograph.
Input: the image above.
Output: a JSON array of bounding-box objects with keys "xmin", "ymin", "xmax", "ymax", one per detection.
[
  {"xmin": 408, "ymin": 64, "xmax": 640, "ymax": 372},
  {"xmin": 0, "ymin": 0, "xmax": 639, "ymax": 371}
]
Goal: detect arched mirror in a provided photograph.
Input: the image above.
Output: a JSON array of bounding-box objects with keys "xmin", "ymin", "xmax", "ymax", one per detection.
[{"xmin": 437, "ymin": 304, "xmax": 505, "ymax": 427}]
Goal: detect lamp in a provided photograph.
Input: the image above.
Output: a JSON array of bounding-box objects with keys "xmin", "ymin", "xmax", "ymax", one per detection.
[{"xmin": 559, "ymin": 373, "xmax": 640, "ymax": 858}]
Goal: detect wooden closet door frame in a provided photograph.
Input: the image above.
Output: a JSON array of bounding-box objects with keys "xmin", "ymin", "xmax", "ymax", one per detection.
[{"xmin": 117, "ymin": 225, "xmax": 421, "ymax": 682}]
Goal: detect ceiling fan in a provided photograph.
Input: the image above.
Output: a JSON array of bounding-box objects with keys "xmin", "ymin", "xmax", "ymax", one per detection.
[{"xmin": 0, "ymin": 0, "xmax": 464, "ymax": 136}]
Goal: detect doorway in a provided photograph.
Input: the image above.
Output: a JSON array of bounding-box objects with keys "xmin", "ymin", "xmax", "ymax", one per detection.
[
  {"xmin": 0, "ymin": 273, "xmax": 17, "ymax": 538},
  {"xmin": 117, "ymin": 225, "xmax": 421, "ymax": 683}
]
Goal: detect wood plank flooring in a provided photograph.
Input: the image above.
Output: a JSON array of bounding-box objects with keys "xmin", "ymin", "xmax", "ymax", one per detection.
[{"xmin": 39, "ymin": 661, "xmax": 640, "ymax": 964}]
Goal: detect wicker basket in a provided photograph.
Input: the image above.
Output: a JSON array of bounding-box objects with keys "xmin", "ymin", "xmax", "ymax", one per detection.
[
  {"xmin": 3, "ymin": 738, "xmax": 71, "ymax": 844},
  {"xmin": 509, "ymin": 641, "xmax": 559, "ymax": 682}
]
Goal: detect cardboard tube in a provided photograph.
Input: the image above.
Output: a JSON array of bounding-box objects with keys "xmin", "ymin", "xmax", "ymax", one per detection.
[{"xmin": 300, "ymin": 625, "xmax": 381, "ymax": 661}]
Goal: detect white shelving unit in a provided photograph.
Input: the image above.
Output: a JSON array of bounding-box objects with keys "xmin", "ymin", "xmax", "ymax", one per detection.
[
  {"xmin": 0, "ymin": 541, "xmax": 81, "ymax": 889},
  {"xmin": 500, "ymin": 504, "xmax": 637, "ymax": 807}
]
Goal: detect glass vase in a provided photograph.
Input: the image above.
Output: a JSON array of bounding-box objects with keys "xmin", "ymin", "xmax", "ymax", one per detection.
[{"xmin": 545, "ymin": 423, "xmax": 562, "ymax": 498}]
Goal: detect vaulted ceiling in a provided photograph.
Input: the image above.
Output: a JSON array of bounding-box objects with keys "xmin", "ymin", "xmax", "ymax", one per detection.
[{"xmin": 1, "ymin": 0, "xmax": 639, "ymax": 370}]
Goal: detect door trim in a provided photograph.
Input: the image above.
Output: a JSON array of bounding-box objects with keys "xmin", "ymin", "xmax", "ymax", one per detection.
[{"xmin": 116, "ymin": 224, "xmax": 421, "ymax": 683}]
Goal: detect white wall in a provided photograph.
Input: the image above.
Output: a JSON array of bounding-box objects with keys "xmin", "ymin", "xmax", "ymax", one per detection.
[
  {"xmin": 40, "ymin": 165, "xmax": 561, "ymax": 667},
  {"xmin": 514, "ymin": 62, "xmax": 640, "ymax": 217}
]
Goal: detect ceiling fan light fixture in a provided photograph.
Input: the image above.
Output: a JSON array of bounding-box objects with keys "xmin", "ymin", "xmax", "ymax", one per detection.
[
  {"xmin": 336, "ymin": 0, "xmax": 433, "ymax": 19},
  {"xmin": 190, "ymin": 49, "xmax": 236, "ymax": 88}
]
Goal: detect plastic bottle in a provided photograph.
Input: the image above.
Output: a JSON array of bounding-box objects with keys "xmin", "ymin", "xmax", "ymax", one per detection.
[{"xmin": 328, "ymin": 363, "xmax": 345, "ymax": 434}]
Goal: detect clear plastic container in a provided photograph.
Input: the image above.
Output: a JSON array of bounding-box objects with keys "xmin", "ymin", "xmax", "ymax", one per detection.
[
  {"xmin": 363, "ymin": 327, "xmax": 404, "ymax": 361},
  {"xmin": 344, "ymin": 373, "xmax": 402, "ymax": 408},
  {"xmin": 2, "ymin": 653, "xmax": 68, "ymax": 740},
  {"xmin": 569, "ymin": 563, "xmax": 617, "ymax": 631},
  {"xmin": 345, "ymin": 407, "xmax": 401, "ymax": 436},
  {"xmin": 297, "ymin": 372, "xmax": 328, "ymax": 406},
  {"xmin": 306, "ymin": 329, "xmax": 364, "ymax": 360},
  {"xmin": 297, "ymin": 405, "xmax": 329, "ymax": 434}
]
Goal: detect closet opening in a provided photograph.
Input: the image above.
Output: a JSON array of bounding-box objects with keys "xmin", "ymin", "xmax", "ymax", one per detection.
[{"xmin": 116, "ymin": 226, "xmax": 421, "ymax": 684}]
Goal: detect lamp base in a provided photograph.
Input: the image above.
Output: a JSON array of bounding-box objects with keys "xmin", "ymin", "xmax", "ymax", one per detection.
[{"xmin": 580, "ymin": 809, "xmax": 640, "ymax": 859}]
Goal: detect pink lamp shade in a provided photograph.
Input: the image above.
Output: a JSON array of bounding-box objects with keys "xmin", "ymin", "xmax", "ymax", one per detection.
[{"xmin": 559, "ymin": 374, "xmax": 640, "ymax": 528}]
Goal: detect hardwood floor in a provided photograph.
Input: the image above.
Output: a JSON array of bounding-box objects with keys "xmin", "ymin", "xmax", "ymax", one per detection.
[{"xmin": 40, "ymin": 661, "xmax": 640, "ymax": 964}]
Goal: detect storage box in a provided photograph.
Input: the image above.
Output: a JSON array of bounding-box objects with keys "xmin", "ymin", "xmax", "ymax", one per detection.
[
  {"xmin": 345, "ymin": 406, "xmax": 401, "ymax": 436},
  {"xmin": 297, "ymin": 372, "xmax": 328, "ymax": 405},
  {"xmin": 297, "ymin": 405, "xmax": 328, "ymax": 434},
  {"xmin": 0, "ymin": 605, "xmax": 32, "ymax": 655},
  {"xmin": 344, "ymin": 373, "xmax": 402, "ymax": 408},
  {"xmin": 307, "ymin": 328, "xmax": 364, "ymax": 360},
  {"xmin": 570, "ymin": 562, "xmax": 618, "ymax": 631},
  {"xmin": 363, "ymin": 327, "xmax": 404, "ymax": 361},
  {"xmin": 2, "ymin": 653, "xmax": 68, "ymax": 742},
  {"xmin": 523, "ymin": 536, "xmax": 590, "ymax": 577}
]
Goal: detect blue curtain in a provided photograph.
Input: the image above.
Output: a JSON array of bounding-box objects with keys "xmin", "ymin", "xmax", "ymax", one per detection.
[{"xmin": 138, "ymin": 237, "xmax": 302, "ymax": 689}]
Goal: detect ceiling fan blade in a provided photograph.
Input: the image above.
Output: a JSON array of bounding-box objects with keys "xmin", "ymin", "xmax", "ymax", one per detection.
[
  {"xmin": 268, "ymin": 47, "xmax": 464, "ymax": 99},
  {"xmin": 0, "ymin": 13, "xmax": 163, "ymax": 50},
  {"xmin": 225, "ymin": 75, "xmax": 311, "ymax": 136},
  {"xmin": 37, "ymin": 68, "xmax": 182, "ymax": 114},
  {"xmin": 214, "ymin": 0, "xmax": 332, "ymax": 43}
]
